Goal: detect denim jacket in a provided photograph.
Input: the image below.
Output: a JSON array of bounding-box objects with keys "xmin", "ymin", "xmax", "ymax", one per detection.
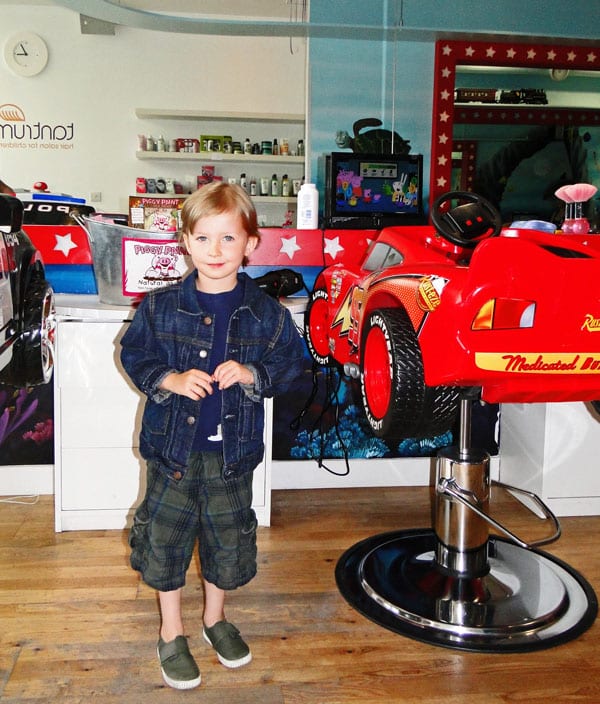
[{"xmin": 120, "ymin": 272, "xmax": 304, "ymax": 481}]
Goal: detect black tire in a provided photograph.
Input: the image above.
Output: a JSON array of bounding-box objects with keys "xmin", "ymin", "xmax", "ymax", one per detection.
[
  {"xmin": 360, "ymin": 307, "xmax": 458, "ymax": 441},
  {"xmin": 1, "ymin": 282, "xmax": 56, "ymax": 386},
  {"xmin": 304, "ymin": 287, "xmax": 333, "ymax": 366}
]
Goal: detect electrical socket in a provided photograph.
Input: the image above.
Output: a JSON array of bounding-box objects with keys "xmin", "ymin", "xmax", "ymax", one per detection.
[{"xmin": 90, "ymin": 192, "xmax": 102, "ymax": 202}]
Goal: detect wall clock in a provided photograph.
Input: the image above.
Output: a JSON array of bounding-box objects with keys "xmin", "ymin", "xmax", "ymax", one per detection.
[{"xmin": 4, "ymin": 32, "xmax": 49, "ymax": 77}]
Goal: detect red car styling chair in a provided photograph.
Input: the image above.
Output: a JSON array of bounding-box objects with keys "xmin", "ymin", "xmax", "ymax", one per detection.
[{"xmin": 335, "ymin": 193, "xmax": 597, "ymax": 653}]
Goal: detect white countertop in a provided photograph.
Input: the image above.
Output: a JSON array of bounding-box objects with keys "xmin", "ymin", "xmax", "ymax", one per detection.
[{"xmin": 55, "ymin": 294, "xmax": 308, "ymax": 321}]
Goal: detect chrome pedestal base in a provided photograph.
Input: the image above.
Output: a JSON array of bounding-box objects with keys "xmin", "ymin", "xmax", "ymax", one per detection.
[{"xmin": 336, "ymin": 529, "xmax": 597, "ymax": 652}]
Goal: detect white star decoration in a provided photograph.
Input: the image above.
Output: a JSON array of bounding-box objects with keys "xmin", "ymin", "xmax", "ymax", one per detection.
[
  {"xmin": 54, "ymin": 232, "xmax": 78, "ymax": 257},
  {"xmin": 279, "ymin": 235, "xmax": 301, "ymax": 259},
  {"xmin": 324, "ymin": 236, "xmax": 344, "ymax": 260}
]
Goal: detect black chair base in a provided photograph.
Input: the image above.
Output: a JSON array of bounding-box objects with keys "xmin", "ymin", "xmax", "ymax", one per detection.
[{"xmin": 336, "ymin": 528, "xmax": 597, "ymax": 653}]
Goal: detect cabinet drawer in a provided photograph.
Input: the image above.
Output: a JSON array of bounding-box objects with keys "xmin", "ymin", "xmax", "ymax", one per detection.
[
  {"xmin": 56, "ymin": 320, "xmax": 133, "ymax": 389},
  {"xmin": 59, "ymin": 387, "xmax": 142, "ymax": 448},
  {"xmin": 60, "ymin": 447, "xmax": 146, "ymax": 511},
  {"xmin": 60, "ymin": 449, "xmax": 264, "ymax": 511}
]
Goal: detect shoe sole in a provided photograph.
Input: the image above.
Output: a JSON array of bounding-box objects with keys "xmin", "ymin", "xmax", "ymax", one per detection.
[
  {"xmin": 202, "ymin": 629, "xmax": 252, "ymax": 669},
  {"xmin": 156, "ymin": 647, "xmax": 201, "ymax": 690}
]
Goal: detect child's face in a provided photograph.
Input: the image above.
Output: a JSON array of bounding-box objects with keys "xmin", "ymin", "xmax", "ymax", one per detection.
[{"xmin": 183, "ymin": 210, "xmax": 258, "ymax": 293}]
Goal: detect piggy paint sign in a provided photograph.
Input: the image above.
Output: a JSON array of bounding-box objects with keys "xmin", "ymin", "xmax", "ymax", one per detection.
[{"xmin": 122, "ymin": 238, "xmax": 188, "ymax": 296}]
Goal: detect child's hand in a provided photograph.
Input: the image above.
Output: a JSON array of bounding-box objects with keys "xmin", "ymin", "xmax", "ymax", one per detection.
[
  {"xmin": 160, "ymin": 369, "xmax": 215, "ymax": 400},
  {"xmin": 212, "ymin": 360, "xmax": 254, "ymax": 389}
]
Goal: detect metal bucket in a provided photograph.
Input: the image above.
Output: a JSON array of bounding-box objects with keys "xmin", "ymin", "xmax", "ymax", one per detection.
[{"xmin": 81, "ymin": 215, "xmax": 179, "ymax": 305}]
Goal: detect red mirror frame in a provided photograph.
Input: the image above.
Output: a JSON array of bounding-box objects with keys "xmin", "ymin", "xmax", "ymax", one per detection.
[{"xmin": 429, "ymin": 39, "xmax": 600, "ymax": 210}]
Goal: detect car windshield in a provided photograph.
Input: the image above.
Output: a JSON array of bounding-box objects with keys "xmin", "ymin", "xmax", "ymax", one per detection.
[{"xmin": 363, "ymin": 242, "xmax": 404, "ymax": 271}]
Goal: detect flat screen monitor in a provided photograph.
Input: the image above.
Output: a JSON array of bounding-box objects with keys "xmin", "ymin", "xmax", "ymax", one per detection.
[{"xmin": 324, "ymin": 151, "xmax": 425, "ymax": 229}]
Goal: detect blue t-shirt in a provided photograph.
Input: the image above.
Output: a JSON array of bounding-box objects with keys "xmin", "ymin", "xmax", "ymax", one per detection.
[{"xmin": 192, "ymin": 283, "xmax": 243, "ymax": 452}]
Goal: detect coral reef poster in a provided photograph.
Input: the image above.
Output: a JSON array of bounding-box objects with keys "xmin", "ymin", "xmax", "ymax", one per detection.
[
  {"xmin": 272, "ymin": 347, "xmax": 499, "ymax": 462},
  {"xmin": 273, "ymin": 353, "xmax": 448, "ymax": 463},
  {"xmin": 0, "ymin": 384, "xmax": 54, "ymax": 465}
]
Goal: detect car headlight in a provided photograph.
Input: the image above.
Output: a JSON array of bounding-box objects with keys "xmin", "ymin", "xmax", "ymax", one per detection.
[{"xmin": 472, "ymin": 299, "xmax": 536, "ymax": 330}]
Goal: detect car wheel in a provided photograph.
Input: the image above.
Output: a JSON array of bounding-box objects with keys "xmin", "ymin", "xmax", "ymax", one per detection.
[
  {"xmin": 360, "ymin": 307, "xmax": 458, "ymax": 441},
  {"xmin": 305, "ymin": 287, "xmax": 332, "ymax": 366},
  {"xmin": 3, "ymin": 281, "xmax": 56, "ymax": 386}
]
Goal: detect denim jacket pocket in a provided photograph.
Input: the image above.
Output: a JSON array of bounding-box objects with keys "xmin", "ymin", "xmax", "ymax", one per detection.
[
  {"xmin": 142, "ymin": 398, "xmax": 171, "ymax": 437},
  {"xmin": 238, "ymin": 396, "xmax": 260, "ymax": 442}
]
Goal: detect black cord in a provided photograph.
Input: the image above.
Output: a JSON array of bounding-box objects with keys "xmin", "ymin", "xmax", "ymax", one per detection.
[{"xmin": 290, "ymin": 361, "xmax": 350, "ymax": 477}]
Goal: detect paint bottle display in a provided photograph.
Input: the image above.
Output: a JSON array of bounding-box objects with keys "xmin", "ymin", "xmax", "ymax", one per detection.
[{"xmin": 297, "ymin": 183, "xmax": 319, "ymax": 229}]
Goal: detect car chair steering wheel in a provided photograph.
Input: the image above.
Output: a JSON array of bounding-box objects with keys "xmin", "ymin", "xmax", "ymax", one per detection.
[
  {"xmin": 431, "ymin": 191, "xmax": 503, "ymax": 248},
  {"xmin": 335, "ymin": 392, "xmax": 597, "ymax": 653}
]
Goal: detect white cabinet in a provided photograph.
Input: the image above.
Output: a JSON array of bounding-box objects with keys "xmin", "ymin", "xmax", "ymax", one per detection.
[
  {"xmin": 53, "ymin": 299, "xmax": 272, "ymax": 531},
  {"xmin": 499, "ymin": 402, "xmax": 600, "ymax": 516}
]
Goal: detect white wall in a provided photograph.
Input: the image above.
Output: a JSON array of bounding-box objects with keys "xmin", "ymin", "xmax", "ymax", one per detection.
[{"xmin": 1, "ymin": 5, "xmax": 307, "ymax": 212}]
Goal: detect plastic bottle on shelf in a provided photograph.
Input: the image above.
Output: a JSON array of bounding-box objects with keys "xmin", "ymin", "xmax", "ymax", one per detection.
[
  {"xmin": 297, "ymin": 183, "xmax": 319, "ymax": 229},
  {"xmin": 240, "ymin": 173, "xmax": 248, "ymax": 191},
  {"xmin": 273, "ymin": 138, "xmax": 279, "ymax": 155},
  {"xmin": 297, "ymin": 139, "xmax": 305, "ymax": 157},
  {"xmin": 250, "ymin": 176, "xmax": 257, "ymax": 196},
  {"xmin": 244, "ymin": 138, "xmax": 252, "ymax": 154},
  {"xmin": 271, "ymin": 174, "xmax": 279, "ymax": 197},
  {"xmin": 281, "ymin": 174, "xmax": 290, "ymax": 197}
]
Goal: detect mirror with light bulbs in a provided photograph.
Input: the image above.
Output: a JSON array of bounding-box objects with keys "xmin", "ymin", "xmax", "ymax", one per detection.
[{"xmin": 430, "ymin": 39, "xmax": 600, "ymax": 229}]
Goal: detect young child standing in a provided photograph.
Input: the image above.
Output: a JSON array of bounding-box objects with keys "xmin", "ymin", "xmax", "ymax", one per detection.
[{"xmin": 120, "ymin": 181, "xmax": 305, "ymax": 690}]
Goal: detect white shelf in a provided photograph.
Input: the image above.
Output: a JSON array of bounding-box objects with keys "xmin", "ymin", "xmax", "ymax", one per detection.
[
  {"xmin": 136, "ymin": 150, "xmax": 304, "ymax": 165},
  {"xmin": 253, "ymin": 195, "xmax": 297, "ymax": 204},
  {"xmin": 135, "ymin": 108, "xmax": 304, "ymax": 123},
  {"xmin": 129, "ymin": 193, "xmax": 297, "ymax": 204}
]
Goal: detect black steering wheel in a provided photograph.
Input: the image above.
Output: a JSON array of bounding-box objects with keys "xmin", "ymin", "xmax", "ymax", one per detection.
[{"xmin": 431, "ymin": 191, "xmax": 502, "ymax": 248}]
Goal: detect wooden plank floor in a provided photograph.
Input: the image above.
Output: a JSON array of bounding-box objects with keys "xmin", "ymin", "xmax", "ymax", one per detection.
[{"xmin": 1, "ymin": 485, "xmax": 600, "ymax": 703}]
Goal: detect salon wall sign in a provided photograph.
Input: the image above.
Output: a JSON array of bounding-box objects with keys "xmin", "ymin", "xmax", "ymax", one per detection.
[{"xmin": 0, "ymin": 102, "xmax": 75, "ymax": 151}]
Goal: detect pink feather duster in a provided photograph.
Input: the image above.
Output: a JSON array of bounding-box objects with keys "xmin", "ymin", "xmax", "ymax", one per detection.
[
  {"xmin": 554, "ymin": 185, "xmax": 574, "ymax": 203},
  {"xmin": 564, "ymin": 183, "xmax": 598, "ymax": 203}
]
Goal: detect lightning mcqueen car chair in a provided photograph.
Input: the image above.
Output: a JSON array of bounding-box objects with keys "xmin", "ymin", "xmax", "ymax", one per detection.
[{"xmin": 305, "ymin": 191, "xmax": 599, "ymax": 652}]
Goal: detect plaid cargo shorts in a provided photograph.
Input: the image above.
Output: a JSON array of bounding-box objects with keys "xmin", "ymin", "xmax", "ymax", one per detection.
[{"xmin": 129, "ymin": 451, "xmax": 257, "ymax": 592}]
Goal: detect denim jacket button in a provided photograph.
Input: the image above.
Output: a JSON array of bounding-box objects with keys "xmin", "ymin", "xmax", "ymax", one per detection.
[
  {"xmin": 223, "ymin": 469, "xmax": 234, "ymax": 479},
  {"xmin": 199, "ymin": 349, "xmax": 208, "ymax": 358},
  {"xmin": 173, "ymin": 470, "xmax": 183, "ymax": 480},
  {"xmin": 186, "ymin": 416, "xmax": 195, "ymax": 425},
  {"xmin": 203, "ymin": 316, "xmax": 212, "ymax": 325}
]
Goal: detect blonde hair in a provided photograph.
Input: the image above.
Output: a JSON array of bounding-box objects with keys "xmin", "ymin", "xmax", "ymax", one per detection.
[{"xmin": 180, "ymin": 181, "xmax": 260, "ymax": 244}]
